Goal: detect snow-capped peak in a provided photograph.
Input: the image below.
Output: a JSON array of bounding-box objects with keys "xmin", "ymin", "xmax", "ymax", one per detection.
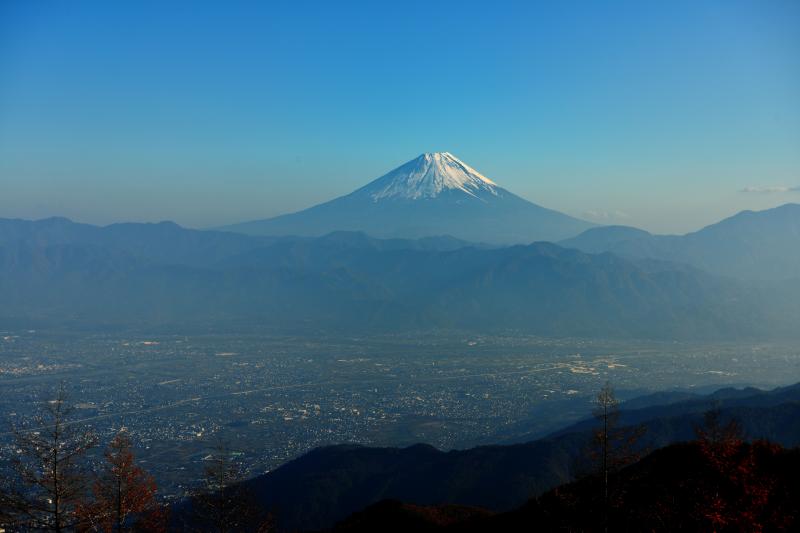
[{"xmin": 361, "ymin": 152, "xmax": 499, "ymax": 201}]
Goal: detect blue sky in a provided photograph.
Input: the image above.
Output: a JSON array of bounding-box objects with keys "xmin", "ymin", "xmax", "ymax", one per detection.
[{"xmin": 1, "ymin": 0, "xmax": 798, "ymax": 233}]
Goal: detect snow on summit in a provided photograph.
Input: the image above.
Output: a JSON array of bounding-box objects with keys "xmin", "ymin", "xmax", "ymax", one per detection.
[
  {"xmin": 221, "ymin": 151, "xmax": 596, "ymax": 243},
  {"xmin": 361, "ymin": 152, "xmax": 499, "ymax": 201}
]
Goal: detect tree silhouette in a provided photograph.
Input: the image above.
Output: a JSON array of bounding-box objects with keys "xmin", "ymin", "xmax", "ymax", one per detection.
[
  {"xmin": 5, "ymin": 382, "xmax": 98, "ymax": 532},
  {"xmin": 589, "ymin": 382, "xmax": 645, "ymax": 531},
  {"xmin": 695, "ymin": 407, "xmax": 743, "ymax": 452},
  {"xmin": 77, "ymin": 430, "xmax": 167, "ymax": 532},
  {"xmin": 189, "ymin": 444, "xmax": 273, "ymax": 533},
  {"xmin": 693, "ymin": 408, "xmax": 778, "ymax": 531}
]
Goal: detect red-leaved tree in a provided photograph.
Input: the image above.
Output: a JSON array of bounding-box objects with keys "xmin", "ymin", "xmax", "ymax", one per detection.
[
  {"xmin": 77, "ymin": 430, "xmax": 166, "ymax": 532},
  {"xmin": 694, "ymin": 409, "xmax": 777, "ymax": 532}
]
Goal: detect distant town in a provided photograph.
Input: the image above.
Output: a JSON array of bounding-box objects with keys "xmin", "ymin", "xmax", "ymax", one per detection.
[{"xmin": 2, "ymin": 329, "xmax": 797, "ymax": 499}]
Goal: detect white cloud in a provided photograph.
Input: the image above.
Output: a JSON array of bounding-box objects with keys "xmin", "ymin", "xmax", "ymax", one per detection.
[
  {"xmin": 739, "ymin": 185, "xmax": 800, "ymax": 193},
  {"xmin": 582, "ymin": 209, "xmax": 630, "ymax": 220}
]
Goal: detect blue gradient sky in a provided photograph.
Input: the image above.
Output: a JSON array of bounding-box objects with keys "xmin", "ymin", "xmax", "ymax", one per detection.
[{"xmin": 1, "ymin": 0, "xmax": 798, "ymax": 233}]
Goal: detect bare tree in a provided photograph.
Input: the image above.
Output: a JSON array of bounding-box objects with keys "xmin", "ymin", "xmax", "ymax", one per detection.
[
  {"xmin": 594, "ymin": 382, "xmax": 616, "ymax": 508},
  {"xmin": 77, "ymin": 430, "xmax": 166, "ymax": 532},
  {"xmin": 691, "ymin": 407, "xmax": 775, "ymax": 530},
  {"xmin": 590, "ymin": 382, "xmax": 645, "ymax": 531},
  {"xmin": 695, "ymin": 407, "xmax": 743, "ymax": 452},
  {"xmin": 189, "ymin": 444, "xmax": 273, "ymax": 533},
  {"xmin": 6, "ymin": 382, "xmax": 98, "ymax": 532}
]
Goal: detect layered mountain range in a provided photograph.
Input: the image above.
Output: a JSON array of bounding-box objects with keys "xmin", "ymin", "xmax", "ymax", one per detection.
[
  {"xmin": 219, "ymin": 151, "xmax": 800, "ymax": 281},
  {"xmin": 560, "ymin": 203, "xmax": 800, "ymax": 281},
  {"xmin": 2, "ymin": 151, "xmax": 799, "ymax": 336},
  {"xmin": 1, "ymin": 208, "xmax": 799, "ymax": 338}
]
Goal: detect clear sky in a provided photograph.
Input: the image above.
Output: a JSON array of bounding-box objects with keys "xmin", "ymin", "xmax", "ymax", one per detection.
[{"xmin": 1, "ymin": 0, "xmax": 798, "ymax": 233}]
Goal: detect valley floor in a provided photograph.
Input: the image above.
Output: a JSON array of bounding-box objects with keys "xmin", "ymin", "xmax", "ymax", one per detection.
[{"xmin": 2, "ymin": 329, "xmax": 799, "ymax": 499}]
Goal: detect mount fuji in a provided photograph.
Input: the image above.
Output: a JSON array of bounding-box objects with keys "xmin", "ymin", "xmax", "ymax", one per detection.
[{"xmin": 221, "ymin": 152, "xmax": 594, "ymax": 244}]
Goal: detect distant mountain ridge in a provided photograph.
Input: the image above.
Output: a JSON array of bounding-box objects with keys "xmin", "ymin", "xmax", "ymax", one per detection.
[
  {"xmin": 220, "ymin": 153, "xmax": 595, "ymax": 244},
  {"xmin": 0, "ymin": 216, "xmax": 269, "ymax": 267},
  {"xmin": 560, "ymin": 203, "xmax": 800, "ymax": 281},
  {"xmin": 4, "ymin": 216, "xmax": 794, "ymax": 338},
  {"xmin": 0, "ymin": 217, "xmax": 480, "ymax": 265},
  {"xmin": 2, "ymin": 216, "xmax": 799, "ymax": 338}
]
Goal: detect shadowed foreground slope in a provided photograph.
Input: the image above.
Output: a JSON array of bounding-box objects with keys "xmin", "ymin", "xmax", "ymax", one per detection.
[
  {"xmin": 233, "ymin": 384, "xmax": 800, "ymax": 531},
  {"xmin": 331, "ymin": 440, "xmax": 800, "ymax": 532}
]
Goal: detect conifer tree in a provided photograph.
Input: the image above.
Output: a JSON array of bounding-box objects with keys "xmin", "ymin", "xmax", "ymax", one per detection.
[
  {"xmin": 6, "ymin": 382, "xmax": 97, "ymax": 532},
  {"xmin": 77, "ymin": 430, "xmax": 166, "ymax": 532}
]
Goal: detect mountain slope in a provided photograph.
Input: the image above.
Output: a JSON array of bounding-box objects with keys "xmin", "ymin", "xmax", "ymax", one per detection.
[
  {"xmin": 0, "ymin": 216, "xmax": 270, "ymax": 267},
  {"xmin": 228, "ymin": 384, "xmax": 800, "ymax": 531},
  {"xmin": 0, "ymin": 218, "xmax": 476, "ymax": 266},
  {"xmin": 221, "ymin": 153, "xmax": 595, "ymax": 244},
  {"xmin": 332, "ymin": 441, "xmax": 800, "ymax": 533},
  {"xmin": 560, "ymin": 203, "xmax": 800, "ymax": 281},
  {"xmin": 2, "ymin": 216, "xmax": 798, "ymax": 338},
  {"xmin": 0, "ymin": 219, "xmax": 783, "ymax": 338}
]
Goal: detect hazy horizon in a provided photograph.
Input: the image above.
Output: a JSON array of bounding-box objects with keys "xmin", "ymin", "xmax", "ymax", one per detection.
[
  {"xmin": 3, "ymin": 4, "xmax": 800, "ymax": 530},
  {"xmin": 2, "ymin": 0, "xmax": 799, "ymax": 233}
]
